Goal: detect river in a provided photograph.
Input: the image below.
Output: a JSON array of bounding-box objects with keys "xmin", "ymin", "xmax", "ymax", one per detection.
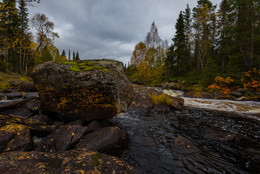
[
  {"xmin": 111, "ymin": 89, "xmax": 260, "ymax": 174},
  {"xmin": 1, "ymin": 90, "xmax": 259, "ymax": 173}
]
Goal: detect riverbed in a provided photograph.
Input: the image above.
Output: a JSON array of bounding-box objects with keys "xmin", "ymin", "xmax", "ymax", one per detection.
[{"xmin": 111, "ymin": 89, "xmax": 260, "ymax": 174}]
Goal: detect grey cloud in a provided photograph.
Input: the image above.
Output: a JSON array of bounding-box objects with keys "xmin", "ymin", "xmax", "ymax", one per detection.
[{"xmin": 28, "ymin": 0, "xmax": 221, "ymax": 64}]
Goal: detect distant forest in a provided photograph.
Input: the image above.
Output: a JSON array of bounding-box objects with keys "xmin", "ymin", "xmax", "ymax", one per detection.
[
  {"xmin": 0, "ymin": 0, "xmax": 79, "ymax": 75},
  {"xmin": 127, "ymin": 0, "xmax": 260, "ymax": 93}
]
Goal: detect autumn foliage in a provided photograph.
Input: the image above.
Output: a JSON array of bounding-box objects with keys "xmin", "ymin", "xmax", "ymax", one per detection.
[
  {"xmin": 208, "ymin": 68, "xmax": 260, "ymax": 94},
  {"xmin": 208, "ymin": 76, "xmax": 233, "ymax": 94}
]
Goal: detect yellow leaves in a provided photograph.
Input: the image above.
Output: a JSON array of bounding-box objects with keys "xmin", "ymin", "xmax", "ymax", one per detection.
[{"xmin": 77, "ymin": 170, "xmax": 85, "ymax": 174}]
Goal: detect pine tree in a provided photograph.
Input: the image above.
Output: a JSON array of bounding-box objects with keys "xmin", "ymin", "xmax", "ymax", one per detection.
[
  {"xmin": 173, "ymin": 11, "xmax": 187, "ymax": 74},
  {"xmin": 76, "ymin": 51, "xmax": 80, "ymax": 60},
  {"xmin": 61, "ymin": 50, "xmax": 66, "ymax": 57},
  {"xmin": 72, "ymin": 51, "xmax": 76, "ymax": 61},
  {"xmin": 68, "ymin": 50, "xmax": 71, "ymax": 61}
]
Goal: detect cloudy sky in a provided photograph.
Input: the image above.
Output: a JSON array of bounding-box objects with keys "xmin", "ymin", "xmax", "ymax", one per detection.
[{"xmin": 28, "ymin": 0, "xmax": 221, "ymax": 65}]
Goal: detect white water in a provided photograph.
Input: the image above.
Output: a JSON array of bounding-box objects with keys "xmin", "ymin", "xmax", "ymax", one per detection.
[{"xmin": 155, "ymin": 88, "xmax": 260, "ymax": 118}]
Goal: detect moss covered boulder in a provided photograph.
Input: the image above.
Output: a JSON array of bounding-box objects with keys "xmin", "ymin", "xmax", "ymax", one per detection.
[
  {"xmin": 31, "ymin": 59, "xmax": 133, "ymax": 122},
  {"xmin": 0, "ymin": 150, "xmax": 135, "ymax": 174}
]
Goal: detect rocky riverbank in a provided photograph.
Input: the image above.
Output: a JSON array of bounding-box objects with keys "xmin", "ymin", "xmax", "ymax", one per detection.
[{"xmin": 0, "ymin": 60, "xmax": 184, "ymax": 173}]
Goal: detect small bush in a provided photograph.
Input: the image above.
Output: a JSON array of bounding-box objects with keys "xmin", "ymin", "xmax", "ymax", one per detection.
[{"xmin": 148, "ymin": 93, "xmax": 172, "ymax": 106}]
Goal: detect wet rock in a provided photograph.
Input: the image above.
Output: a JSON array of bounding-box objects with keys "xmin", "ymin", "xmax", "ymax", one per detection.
[
  {"xmin": 171, "ymin": 136, "xmax": 200, "ymax": 154},
  {"xmin": 31, "ymin": 60, "xmax": 133, "ymax": 122},
  {"xmin": 0, "ymin": 124, "xmax": 34, "ymax": 153},
  {"xmin": 128, "ymin": 85, "xmax": 184, "ymax": 111},
  {"xmin": 35, "ymin": 124, "xmax": 88, "ymax": 152},
  {"xmin": 76, "ymin": 126, "xmax": 128, "ymax": 152},
  {"xmin": 0, "ymin": 98, "xmax": 40, "ymax": 117},
  {"xmin": 205, "ymin": 128, "xmax": 241, "ymax": 142},
  {"xmin": 5, "ymin": 92, "xmax": 23, "ymax": 100},
  {"xmin": 1, "ymin": 89, "xmax": 17, "ymax": 93},
  {"xmin": 0, "ymin": 93, "xmax": 7, "ymax": 100},
  {"xmin": 30, "ymin": 114, "xmax": 50, "ymax": 123},
  {"xmin": 230, "ymin": 91, "xmax": 243, "ymax": 98},
  {"xmin": 0, "ymin": 108, "xmax": 33, "ymax": 117},
  {"xmin": 67, "ymin": 119, "xmax": 82, "ymax": 126},
  {"xmin": 18, "ymin": 81, "xmax": 37, "ymax": 92},
  {"xmin": 86, "ymin": 120, "xmax": 103, "ymax": 132},
  {"xmin": 162, "ymin": 82, "xmax": 176, "ymax": 89},
  {"xmin": 0, "ymin": 150, "xmax": 135, "ymax": 174},
  {"xmin": 24, "ymin": 98, "xmax": 40, "ymax": 111}
]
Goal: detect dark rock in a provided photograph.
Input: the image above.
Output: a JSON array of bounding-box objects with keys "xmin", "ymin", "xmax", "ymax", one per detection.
[
  {"xmin": 76, "ymin": 126, "xmax": 128, "ymax": 152},
  {"xmin": 0, "ymin": 98, "xmax": 40, "ymax": 117},
  {"xmin": 31, "ymin": 60, "xmax": 133, "ymax": 122},
  {"xmin": 67, "ymin": 119, "xmax": 82, "ymax": 126},
  {"xmin": 0, "ymin": 115, "xmax": 56, "ymax": 136},
  {"xmin": 86, "ymin": 120, "xmax": 103, "ymax": 131},
  {"xmin": 35, "ymin": 125, "xmax": 88, "ymax": 152},
  {"xmin": 0, "ymin": 150, "xmax": 135, "ymax": 174},
  {"xmin": 230, "ymin": 91, "xmax": 243, "ymax": 98},
  {"xmin": 0, "ymin": 124, "xmax": 34, "ymax": 153},
  {"xmin": 24, "ymin": 98, "xmax": 40, "ymax": 111},
  {"xmin": 5, "ymin": 92, "xmax": 23, "ymax": 100},
  {"xmin": 30, "ymin": 115, "xmax": 50, "ymax": 123},
  {"xmin": 18, "ymin": 81, "xmax": 37, "ymax": 92},
  {"xmin": 23, "ymin": 92, "xmax": 39, "ymax": 99},
  {"xmin": 171, "ymin": 136, "xmax": 200, "ymax": 154},
  {"xmin": 0, "ymin": 108, "xmax": 33, "ymax": 117},
  {"xmin": 205, "ymin": 128, "xmax": 241, "ymax": 142},
  {"xmin": 1, "ymin": 89, "xmax": 17, "ymax": 93},
  {"xmin": 0, "ymin": 93, "xmax": 7, "ymax": 100}
]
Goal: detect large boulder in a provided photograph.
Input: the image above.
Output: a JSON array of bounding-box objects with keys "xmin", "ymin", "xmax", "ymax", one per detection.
[
  {"xmin": 31, "ymin": 59, "xmax": 133, "ymax": 122},
  {"xmin": 0, "ymin": 150, "xmax": 135, "ymax": 174}
]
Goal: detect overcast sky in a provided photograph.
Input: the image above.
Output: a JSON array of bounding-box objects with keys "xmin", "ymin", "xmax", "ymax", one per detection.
[{"xmin": 28, "ymin": 0, "xmax": 221, "ymax": 65}]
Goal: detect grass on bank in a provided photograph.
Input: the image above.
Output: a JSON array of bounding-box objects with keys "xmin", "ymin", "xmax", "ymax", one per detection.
[{"xmin": 0, "ymin": 72, "xmax": 31, "ymax": 90}]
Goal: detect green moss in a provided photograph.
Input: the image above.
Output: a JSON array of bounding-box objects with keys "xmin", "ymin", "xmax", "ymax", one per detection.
[
  {"xmin": 60, "ymin": 60, "xmax": 109, "ymax": 72},
  {"xmin": 92, "ymin": 152, "xmax": 101, "ymax": 169},
  {"xmin": 69, "ymin": 66, "xmax": 81, "ymax": 72},
  {"xmin": 148, "ymin": 93, "xmax": 173, "ymax": 106}
]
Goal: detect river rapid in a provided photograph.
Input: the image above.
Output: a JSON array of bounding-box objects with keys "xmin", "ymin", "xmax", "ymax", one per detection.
[{"xmin": 111, "ymin": 89, "xmax": 260, "ymax": 174}]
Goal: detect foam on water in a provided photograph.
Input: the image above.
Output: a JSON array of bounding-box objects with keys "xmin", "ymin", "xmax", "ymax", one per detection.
[{"xmin": 155, "ymin": 88, "xmax": 260, "ymax": 118}]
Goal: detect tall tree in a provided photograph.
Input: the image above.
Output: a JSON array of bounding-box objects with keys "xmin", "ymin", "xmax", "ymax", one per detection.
[
  {"xmin": 144, "ymin": 22, "xmax": 162, "ymax": 49},
  {"xmin": 172, "ymin": 11, "xmax": 187, "ymax": 74},
  {"xmin": 192, "ymin": 0, "xmax": 216, "ymax": 70},
  {"xmin": 68, "ymin": 50, "xmax": 71, "ymax": 61},
  {"xmin": 130, "ymin": 42, "xmax": 147, "ymax": 66},
  {"xmin": 31, "ymin": 13, "xmax": 59, "ymax": 59},
  {"xmin": 75, "ymin": 51, "xmax": 80, "ymax": 60}
]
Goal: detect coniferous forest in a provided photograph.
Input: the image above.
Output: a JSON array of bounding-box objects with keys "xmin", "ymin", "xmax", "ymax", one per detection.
[
  {"xmin": 0, "ymin": 0, "xmax": 80, "ymax": 75},
  {"xmin": 126, "ymin": 0, "xmax": 260, "ymax": 96}
]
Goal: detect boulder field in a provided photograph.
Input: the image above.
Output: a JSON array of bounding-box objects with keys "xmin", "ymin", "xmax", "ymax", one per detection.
[{"xmin": 0, "ymin": 59, "xmax": 185, "ymax": 173}]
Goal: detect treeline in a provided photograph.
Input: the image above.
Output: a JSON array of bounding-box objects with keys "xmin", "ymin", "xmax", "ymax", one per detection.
[
  {"xmin": 127, "ymin": 0, "xmax": 260, "ymax": 88},
  {"xmin": 0, "ymin": 0, "xmax": 79, "ymax": 75}
]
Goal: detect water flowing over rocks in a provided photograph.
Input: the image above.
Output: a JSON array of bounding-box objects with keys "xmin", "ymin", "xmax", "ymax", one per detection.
[{"xmin": 31, "ymin": 59, "xmax": 133, "ymax": 122}]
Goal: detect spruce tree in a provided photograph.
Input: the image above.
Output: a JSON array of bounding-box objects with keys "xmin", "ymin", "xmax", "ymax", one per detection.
[
  {"xmin": 61, "ymin": 50, "xmax": 66, "ymax": 57},
  {"xmin": 76, "ymin": 51, "xmax": 80, "ymax": 60}
]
